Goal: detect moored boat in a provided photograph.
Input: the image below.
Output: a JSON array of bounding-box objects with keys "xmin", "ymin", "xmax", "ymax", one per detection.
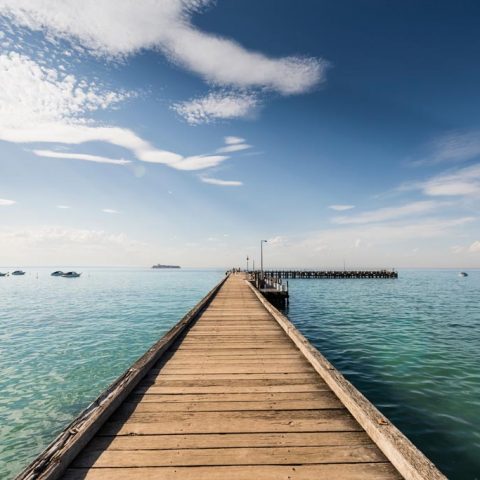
[
  {"xmin": 11, "ymin": 270, "xmax": 25, "ymax": 275},
  {"xmin": 459, "ymin": 272, "xmax": 468, "ymax": 277},
  {"xmin": 51, "ymin": 271, "xmax": 64, "ymax": 276},
  {"xmin": 61, "ymin": 271, "xmax": 81, "ymax": 278},
  {"xmin": 0, "ymin": 272, "xmax": 8, "ymax": 277}
]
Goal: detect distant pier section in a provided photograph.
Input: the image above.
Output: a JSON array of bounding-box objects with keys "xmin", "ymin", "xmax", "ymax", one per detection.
[{"xmin": 263, "ymin": 269, "xmax": 398, "ymax": 279}]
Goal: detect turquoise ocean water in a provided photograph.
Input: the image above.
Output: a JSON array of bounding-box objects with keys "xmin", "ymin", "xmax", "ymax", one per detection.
[
  {"xmin": 0, "ymin": 268, "xmax": 479, "ymax": 478},
  {"xmin": 0, "ymin": 268, "xmax": 224, "ymax": 478},
  {"xmin": 287, "ymin": 270, "xmax": 480, "ymax": 480}
]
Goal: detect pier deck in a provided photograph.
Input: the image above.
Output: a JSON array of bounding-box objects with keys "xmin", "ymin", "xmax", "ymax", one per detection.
[{"xmin": 18, "ymin": 274, "xmax": 444, "ymax": 480}]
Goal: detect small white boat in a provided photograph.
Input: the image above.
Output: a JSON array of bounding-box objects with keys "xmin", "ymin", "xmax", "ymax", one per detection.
[
  {"xmin": 458, "ymin": 272, "xmax": 468, "ymax": 277},
  {"xmin": 51, "ymin": 271, "xmax": 64, "ymax": 276},
  {"xmin": 11, "ymin": 270, "xmax": 25, "ymax": 275},
  {"xmin": 62, "ymin": 271, "xmax": 81, "ymax": 278}
]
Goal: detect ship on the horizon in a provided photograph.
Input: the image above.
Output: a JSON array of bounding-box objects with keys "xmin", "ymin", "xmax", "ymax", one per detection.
[{"xmin": 152, "ymin": 264, "xmax": 181, "ymax": 269}]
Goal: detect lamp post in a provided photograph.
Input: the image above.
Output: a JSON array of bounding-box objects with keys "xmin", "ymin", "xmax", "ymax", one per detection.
[
  {"xmin": 260, "ymin": 239, "xmax": 267, "ymax": 278},
  {"xmin": 246, "ymin": 255, "xmax": 249, "ymax": 272}
]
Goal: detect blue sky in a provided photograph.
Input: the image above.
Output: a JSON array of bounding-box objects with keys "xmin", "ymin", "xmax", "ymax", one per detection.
[{"xmin": 0, "ymin": 0, "xmax": 479, "ymax": 268}]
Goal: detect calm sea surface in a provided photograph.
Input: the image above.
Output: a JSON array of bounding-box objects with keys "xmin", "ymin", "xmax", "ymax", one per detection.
[
  {"xmin": 0, "ymin": 268, "xmax": 224, "ymax": 478},
  {"xmin": 1, "ymin": 268, "xmax": 479, "ymax": 479},
  {"xmin": 287, "ymin": 270, "xmax": 480, "ymax": 480}
]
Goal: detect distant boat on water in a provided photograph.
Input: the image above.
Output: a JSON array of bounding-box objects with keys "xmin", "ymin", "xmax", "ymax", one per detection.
[
  {"xmin": 0, "ymin": 272, "xmax": 8, "ymax": 277},
  {"xmin": 11, "ymin": 270, "xmax": 25, "ymax": 275},
  {"xmin": 62, "ymin": 271, "xmax": 81, "ymax": 278},
  {"xmin": 51, "ymin": 271, "xmax": 64, "ymax": 276},
  {"xmin": 152, "ymin": 264, "xmax": 181, "ymax": 269},
  {"xmin": 458, "ymin": 272, "xmax": 468, "ymax": 277}
]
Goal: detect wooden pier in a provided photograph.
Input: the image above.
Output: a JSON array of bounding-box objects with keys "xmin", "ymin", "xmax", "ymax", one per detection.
[
  {"xmin": 263, "ymin": 270, "xmax": 398, "ymax": 279},
  {"xmin": 17, "ymin": 273, "xmax": 444, "ymax": 480}
]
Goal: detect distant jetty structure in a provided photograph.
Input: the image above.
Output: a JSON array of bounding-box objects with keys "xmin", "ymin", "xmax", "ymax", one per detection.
[
  {"xmin": 248, "ymin": 269, "xmax": 398, "ymax": 308},
  {"xmin": 152, "ymin": 264, "xmax": 181, "ymax": 269},
  {"xmin": 263, "ymin": 269, "xmax": 398, "ymax": 279}
]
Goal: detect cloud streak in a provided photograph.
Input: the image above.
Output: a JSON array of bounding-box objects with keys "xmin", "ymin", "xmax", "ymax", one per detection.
[
  {"xmin": 0, "ymin": 0, "xmax": 327, "ymax": 94},
  {"xmin": 469, "ymin": 240, "xmax": 480, "ymax": 253},
  {"xmin": 413, "ymin": 130, "xmax": 480, "ymax": 166},
  {"xmin": 33, "ymin": 149, "xmax": 131, "ymax": 165},
  {"xmin": 0, "ymin": 52, "xmax": 230, "ymax": 172},
  {"xmin": 333, "ymin": 201, "xmax": 445, "ymax": 225},
  {"xmin": 216, "ymin": 143, "xmax": 251, "ymax": 154},
  {"xmin": 328, "ymin": 204, "xmax": 355, "ymax": 211},
  {"xmin": 0, "ymin": 198, "xmax": 16, "ymax": 206},
  {"xmin": 201, "ymin": 176, "xmax": 243, "ymax": 187},
  {"xmin": 400, "ymin": 163, "xmax": 480, "ymax": 198}
]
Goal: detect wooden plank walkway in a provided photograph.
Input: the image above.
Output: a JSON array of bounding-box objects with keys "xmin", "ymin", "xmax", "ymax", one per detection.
[
  {"xmin": 62, "ymin": 274, "xmax": 399, "ymax": 480},
  {"xmin": 17, "ymin": 273, "xmax": 445, "ymax": 480}
]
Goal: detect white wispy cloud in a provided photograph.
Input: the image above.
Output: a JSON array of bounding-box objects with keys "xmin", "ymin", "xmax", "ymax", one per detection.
[
  {"xmin": 469, "ymin": 240, "xmax": 480, "ymax": 253},
  {"xmin": 172, "ymin": 155, "xmax": 228, "ymax": 171},
  {"xmin": 421, "ymin": 164, "xmax": 480, "ymax": 197},
  {"xmin": 0, "ymin": 198, "xmax": 16, "ymax": 206},
  {"xmin": 0, "ymin": 0, "xmax": 327, "ymax": 94},
  {"xmin": 215, "ymin": 135, "xmax": 252, "ymax": 153},
  {"xmin": 172, "ymin": 91, "xmax": 258, "ymax": 124},
  {"xmin": 414, "ymin": 130, "xmax": 480, "ymax": 166},
  {"xmin": 102, "ymin": 208, "xmax": 119, "ymax": 214},
  {"xmin": 201, "ymin": 177, "xmax": 243, "ymax": 187},
  {"xmin": 216, "ymin": 143, "xmax": 252, "ymax": 154},
  {"xmin": 401, "ymin": 163, "xmax": 480, "ymax": 197},
  {"xmin": 332, "ymin": 200, "xmax": 444, "ymax": 225},
  {"xmin": 56, "ymin": 205, "xmax": 70, "ymax": 209},
  {"xmin": 33, "ymin": 149, "xmax": 131, "ymax": 165},
  {"xmin": 0, "ymin": 52, "xmax": 127, "ymax": 126},
  {"xmin": 225, "ymin": 136, "xmax": 245, "ymax": 145},
  {"xmin": 0, "ymin": 52, "xmax": 229, "ymax": 171},
  {"xmin": 328, "ymin": 204, "xmax": 355, "ymax": 211}
]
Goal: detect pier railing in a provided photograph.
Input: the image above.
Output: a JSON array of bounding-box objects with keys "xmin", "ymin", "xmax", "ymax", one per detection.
[{"xmin": 250, "ymin": 271, "xmax": 288, "ymax": 292}]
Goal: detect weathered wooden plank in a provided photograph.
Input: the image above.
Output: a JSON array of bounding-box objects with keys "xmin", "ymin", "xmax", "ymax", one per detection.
[
  {"xmin": 101, "ymin": 410, "xmax": 359, "ymax": 435},
  {"xmin": 153, "ymin": 360, "xmax": 310, "ymax": 369},
  {"xmin": 153, "ymin": 362, "xmax": 308, "ymax": 369},
  {"xmin": 128, "ymin": 391, "xmax": 339, "ymax": 403},
  {"xmin": 73, "ymin": 445, "xmax": 387, "ymax": 468},
  {"xmin": 118, "ymin": 397, "xmax": 343, "ymax": 412},
  {"xmin": 87, "ymin": 431, "xmax": 372, "ymax": 450},
  {"xmin": 161, "ymin": 352, "xmax": 302, "ymax": 359},
  {"xmin": 143, "ymin": 378, "xmax": 324, "ymax": 387},
  {"xmin": 174, "ymin": 345, "xmax": 295, "ymax": 351},
  {"xmin": 156, "ymin": 365, "xmax": 314, "ymax": 374},
  {"xmin": 64, "ymin": 463, "xmax": 402, "ymax": 480},
  {"xmin": 147, "ymin": 373, "xmax": 318, "ymax": 380},
  {"xmin": 134, "ymin": 383, "xmax": 329, "ymax": 394},
  {"xmin": 167, "ymin": 348, "xmax": 298, "ymax": 354}
]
